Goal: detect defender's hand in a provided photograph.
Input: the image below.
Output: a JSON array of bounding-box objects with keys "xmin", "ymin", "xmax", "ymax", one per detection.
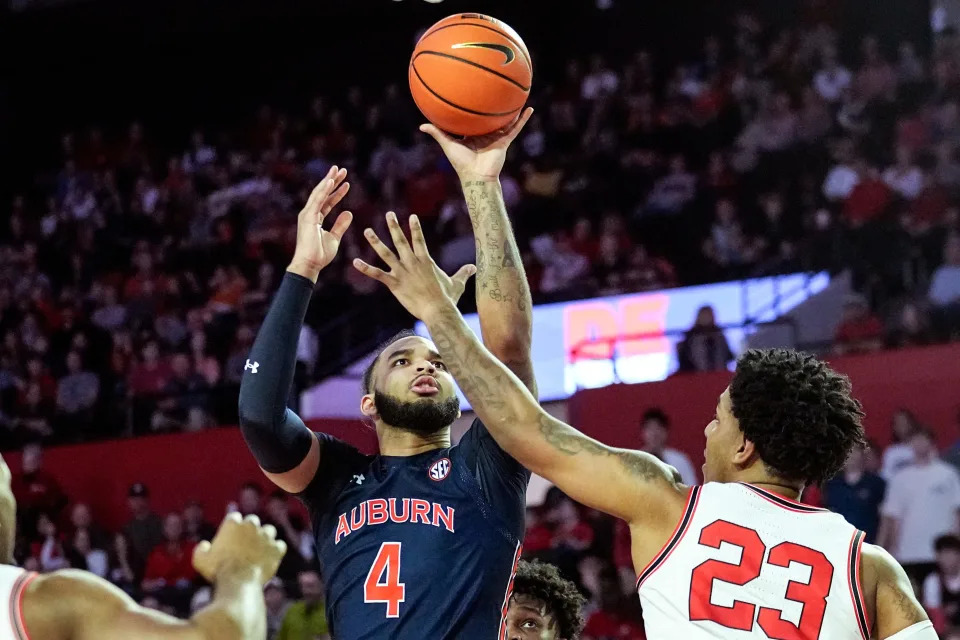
[
  {"xmin": 193, "ymin": 512, "xmax": 287, "ymax": 585},
  {"xmin": 288, "ymin": 166, "xmax": 353, "ymax": 282},
  {"xmin": 419, "ymin": 107, "xmax": 533, "ymax": 181},
  {"xmin": 352, "ymin": 212, "xmax": 475, "ymax": 320}
]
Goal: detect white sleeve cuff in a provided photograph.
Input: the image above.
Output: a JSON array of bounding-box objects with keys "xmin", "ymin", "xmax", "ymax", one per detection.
[{"xmin": 883, "ymin": 621, "xmax": 937, "ymax": 640}]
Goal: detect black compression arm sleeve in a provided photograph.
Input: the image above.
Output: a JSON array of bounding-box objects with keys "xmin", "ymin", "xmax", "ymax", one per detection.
[{"xmin": 238, "ymin": 272, "xmax": 316, "ymax": 474}]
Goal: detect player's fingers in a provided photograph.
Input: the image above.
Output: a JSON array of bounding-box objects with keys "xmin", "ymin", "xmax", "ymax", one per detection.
[
  {"xmin": 419, "ymin": 123, "xmax": 456, "ymax": 145},
  {"xmin": 223, "ymin": 511, "xmax": 243, "ymax": 525},
  {"xmin": 506, "ymin": 107, "xmax": 534, "ymax": 140},
  {"xmin": 451, "ymin": 264, "xmax": 477, "ymax": 289},
  {"xmin": 192, "ymin": 541, "xmax": 211, "ymax": 565},
  {"xmin": 328, "ymin": 210, "xmax": 353, "ymax": 241},
  {"xmin": 364, "ymin": 228, "xmax": 400, "ymax": 270},
  {"xmin": 385, "ymin": 211, "xmax": 415, "ymax": 261},
  {"xmin": 261, "ymin": 524, "xmax": 277, "ymax": 540},
  {"xmin": 302, "ymin": 177, "xmax": 335, "ymax": 219},
  {"xmin": 408, "ymin": 214, "xmax": 431, "ymax": 259},
  {"xmin": 243, "ymin": 514, "xmax": 261, "ymax": 528},
  {"xmin": 352, "ymin": 259, "xmax": 391, "ymax": 285},
  {"xmin": 319, "ymin": 181, "xmax": 351, "ymax": 219},
  {"xmin": 275, "ymin": 539, "xmax": 288, "ymax": 557}
]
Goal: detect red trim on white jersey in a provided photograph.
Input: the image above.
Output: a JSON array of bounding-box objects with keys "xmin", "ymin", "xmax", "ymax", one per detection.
[
  {"xmin": 741, "ymin": 483, "xmax": 827, "ymax": 513},
  {"xmin": 10, "ymin": 572, "xmax": 37, "ymax": 640},
  {"xmin": 846, "ymin": 529, "xmax": 870, "ymax": 639},
  {"xmin": 636, "ymin": 485, "xmax": 701, "ymax": 590},
  {"xmin": 498, "ymin": 541, "xmax": 522, "ymax": 640}
]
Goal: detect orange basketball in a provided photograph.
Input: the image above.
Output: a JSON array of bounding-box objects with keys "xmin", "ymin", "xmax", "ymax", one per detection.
[{"xmin": 409, "ymin": 14, "xmax": 533, "ymax": 137}]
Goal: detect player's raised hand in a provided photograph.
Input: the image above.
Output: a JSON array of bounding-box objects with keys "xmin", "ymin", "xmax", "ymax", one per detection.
[
  {"xmin": 288, "ymin": 165, "xmax": 353, "ymax": 282},
  {"xmin": 419, "ymin": 106, "xmax": 533, "ymax": 181},
  {"xmin": 352, "ymin": 212, "xmax": 475, "ymax": 320},
  {"xmin": 193, "ymin": 511, "xmax": 287, "ymax": 586}
]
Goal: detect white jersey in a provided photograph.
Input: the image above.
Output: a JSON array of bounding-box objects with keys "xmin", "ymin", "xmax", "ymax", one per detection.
[
  {"xmin": 0, "ymin": 565, "xmax": 35, "ymax": 640},
  {"xmin": 638, "ymin": 483, "xmax": 869, "ymax": 640}
]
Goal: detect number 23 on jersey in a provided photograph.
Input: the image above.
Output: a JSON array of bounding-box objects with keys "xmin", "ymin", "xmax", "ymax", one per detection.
[{"xmin": 689, "ymin": 520, "xmax": 835, "ymax": 640}]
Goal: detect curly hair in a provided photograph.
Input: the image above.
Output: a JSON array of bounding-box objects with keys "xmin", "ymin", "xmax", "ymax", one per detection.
[
  {"xmin": 361, "ymin": 329, "xmax": 418, "ymax": 394},
  {"xmin": 512, "ymin": 560, "xmax": 586, "ymax": 640},
  {"xmin": 729, "ymin": 348, "xmax": 866, "ymax": 486}
]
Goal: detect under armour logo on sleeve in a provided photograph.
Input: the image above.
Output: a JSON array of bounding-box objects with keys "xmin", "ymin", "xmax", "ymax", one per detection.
[
  {"xmin": 352, "ymin": 474, "xmax": 365, "ymax": 485},
  {"xmin": 245, "ymin": 359, "xmax": 259, "ymax": 374}
]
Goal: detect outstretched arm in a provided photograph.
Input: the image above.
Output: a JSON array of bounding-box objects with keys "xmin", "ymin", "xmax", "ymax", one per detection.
[
  {"xmin": 353, "ymin": 215, "xmax": 683, "ymax": 524},
  {"xmin": 238, "ymin": 168, "xmax": 353, "ymax": 493},
  {"xmin": 27, "ymin": 513, "xmax": 286, "ymax": 640},
  {"xmin": 421, "ymin": 109, "xmax": 536, "ymax": 392}
]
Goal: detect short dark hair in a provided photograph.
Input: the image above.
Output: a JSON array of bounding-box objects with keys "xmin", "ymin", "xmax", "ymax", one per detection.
[
  {"xmin": 241, "ymin": 482, "xmax": 262, "ymax": 495},
  {"xmin": 729, "ymin": 349, "xmax": 865, "ymax": 486},
  {"xmin": 936, "ymin": 534, "xmax": 960, "ymax": 553},
  {"xmin": 361, "ymin": 329, "xmax": 418, "ymax": 394},
  {"xmin": 642, "ymin": 407, "xmax": 669, "ymax": 428},
  {"xmin": 512, "ymin": 560, "xmax": 586, "ymax": 640},
  {"xmin": 911, "ymin": 425, "xmax": 936, "ymax": 442}
]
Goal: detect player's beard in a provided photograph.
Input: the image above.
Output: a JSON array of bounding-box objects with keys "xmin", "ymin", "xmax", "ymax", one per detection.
[{"xmin": 374, "ymin": 391, "xmax": 460, "ymax": 436}]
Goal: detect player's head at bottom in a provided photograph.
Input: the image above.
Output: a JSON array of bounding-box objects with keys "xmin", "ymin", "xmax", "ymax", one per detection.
[
  {"xmin": 506, "ymin": 560, "xmax": 585, "ymax": 640},
  {"xmin": 360, "ymin": 330, "xmax": 461, "ymax": 436},
  {"xmin": 702, "ymin": 348, "xmax": 866, "ymax": 489}
]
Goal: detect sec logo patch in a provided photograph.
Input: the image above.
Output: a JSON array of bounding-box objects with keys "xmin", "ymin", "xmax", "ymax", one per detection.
[{"xmin": 429, "ymin": 458, "xmax": 451, "ymax": 481}]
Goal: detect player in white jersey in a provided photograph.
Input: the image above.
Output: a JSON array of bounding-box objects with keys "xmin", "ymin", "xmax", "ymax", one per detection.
[
  {"xmin": 351, "ymin": 218, "xmax": 937, "ymax": 639},
  {"xmin": 0, "ymin": 451, "xmax": 287, "ymax": 640}
]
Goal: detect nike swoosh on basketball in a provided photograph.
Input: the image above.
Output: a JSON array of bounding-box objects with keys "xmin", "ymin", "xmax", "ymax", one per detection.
[{"xmin": 451, "ymin": 42, "xmax": 516, "ymax": 65}]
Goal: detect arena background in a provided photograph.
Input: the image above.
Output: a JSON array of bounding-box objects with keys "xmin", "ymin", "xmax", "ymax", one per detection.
[{"xmin": 6, "ymin": 0, "xmax": 960, "ymax": 637}]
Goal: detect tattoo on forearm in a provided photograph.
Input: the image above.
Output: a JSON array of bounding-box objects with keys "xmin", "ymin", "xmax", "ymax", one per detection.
[
  {"xmin": 538, "ymin": 414, "xmax": 667, "ymax": 481},
  {"xmin": 461, "ymin": 181, "xmax": 530, "ymax": 309}
]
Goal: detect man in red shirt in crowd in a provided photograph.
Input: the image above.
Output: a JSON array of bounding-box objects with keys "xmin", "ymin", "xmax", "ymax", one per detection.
[
  {"xmin": 844, "ymin": 159, "xmax": 893, "ymax": 227},
  {"xmin": 142, "ymin": 512, "xmax": 197, "ymax": 611},
  {"xmin": 582, "ymin": 566, "xmax": 645, "ymax": 640},
  {"xmin": 11, "ymin": 443, "xmax": 67, "ymax": 525}
]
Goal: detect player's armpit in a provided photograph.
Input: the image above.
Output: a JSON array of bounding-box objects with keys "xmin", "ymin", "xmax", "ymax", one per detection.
[
  {"xmin": 263, "ymin": 433, "xmax": 321, "ymax": 494},
  {"xmin": 533, "ymin": 414, "xmax": 686, "ymax": 524},
  {"xmin": 861, "ymin": 543, "xmax": 932, "ymax": 639}
]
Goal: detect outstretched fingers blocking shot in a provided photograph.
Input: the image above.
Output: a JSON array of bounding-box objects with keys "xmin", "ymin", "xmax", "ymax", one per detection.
[
  {"xmin": 288, "ymin": 165, "xmax": 354, "ymax": 283},
  {"xmin": 352, "ymin": 212, "xmax": 476, "ymax": 320}
]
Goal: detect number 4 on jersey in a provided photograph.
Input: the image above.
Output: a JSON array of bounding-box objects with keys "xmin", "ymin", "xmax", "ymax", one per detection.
[{"xmin": 364, "ymin": 542, "xmax": 406, "ymax": 618}]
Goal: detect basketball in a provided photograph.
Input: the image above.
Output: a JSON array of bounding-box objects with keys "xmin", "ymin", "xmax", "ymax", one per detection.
[{"xmin": 409, "ymin": 14, "xmax": 533, "ymax": 137}]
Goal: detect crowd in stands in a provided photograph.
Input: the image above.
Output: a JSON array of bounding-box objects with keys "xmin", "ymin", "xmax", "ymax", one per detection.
[{"xmin": 4, "ymin": 10, "xmax": 960, "ymax": 446}]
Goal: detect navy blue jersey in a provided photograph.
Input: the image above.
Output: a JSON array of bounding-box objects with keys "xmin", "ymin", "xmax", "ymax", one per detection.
[{"xmin": 299, "ymin": 418, "xmax": 529, "ymax": 639}]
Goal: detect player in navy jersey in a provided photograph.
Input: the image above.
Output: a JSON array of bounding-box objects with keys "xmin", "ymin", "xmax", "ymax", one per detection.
[{"xmin": 238, "ymin": 109, "xmax": 537, "ymax": 639}]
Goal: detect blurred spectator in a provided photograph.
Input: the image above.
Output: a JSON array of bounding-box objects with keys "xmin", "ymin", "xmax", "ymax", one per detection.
[
  {"xmin": 879, "ymin": 427, "xmax": 960, "ymax": 595},
  {"xmin": 123, "ymin": 482, "xmax": 163, "ymax": 570},
  {"xmin": 883, "ymin": 147, "xmax": 924, "ymax": 200},
  {"xmin": 924, "ymin": 534, "xmax": 960, "ymax": 633},
  {"xmin": 882, "ymin": 409, "xmax": 920, "ymax": 480},
  {"xmin": 265, "ymin": 577, "xmax": 291, "ymax": 640},
  {"xmin": 639, "ymin": 408, "xmax": 698, "ymax": 485},
  {"xmin": 12, "ymin": 443, "xmax": 67, "ymax": 531},
  {"xmin": 68, "ymin": 528, "xmax": 109, "ymax": 578},
  {"xmin": 581, "ymin": 565, "xmax": 645, "ymax": 640},
  {"xmin": 182, "ymin": 500, "xmax": 216, "ymax": 543},
  {"xmin": 232, "ymin": 481, "xmax": 264, "ymax": 518},
  {"xmin": 34, "ymin": 512, "xmax": 69, "ymax": 572},
  {"xmin": 128, "ymin": 340, "xmax": 173, "ymax": 397},
  {"xmin": 264, "ymin": 491, "xmax": 313, "ymax": 582},
  {"xmin": 108, "ymin": 533, "xmax": 138, "ymax": 594},
  {"xmin": 929, "ymin": 234, "xmax": 960, "ymax": 337},
  {"xmin": 276, "ymin": 570, "xmax": 330, "ymax": 640},
  {"xmin": 644, "ymin": 155, "xmax": 696, "ymax": 216},
  {"xmin": 944, "ymin": 410, "xmax": 960, "ymax": 474},
  {"xmin": 887, "ymin": 301, "xmax": 935, "ymax": 349},
  {"xmin": 833, "ymin": 295, "xmax": 884, "ymax": 355},
  {"xmin": 843, "ymin": 159, "xmax": 893, "ymax": 228},
  {"xmin": 69, "ymin": 502, "xmax": 107, "ymax": 549},
  {"xmin": 531, "ymin": 232, "xmax": 590, "ymax": 297},
  {"xmin": 142, "ymin": 512, "xmax": 197, "ymax": 611},
  {"xmin": 676, "ymin": 306, "xmax": 733, "ymax": 373},
  {"xmin": 813, "ymin": 47, "xmax": 852, "ymax": 103},
  {"xmin": 823, "ymin": 445, "xmax": 886, "ymax": 542},
  {"xmin": 55, "ymin": 350, "xmax": 99, "ymax": 426}
]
